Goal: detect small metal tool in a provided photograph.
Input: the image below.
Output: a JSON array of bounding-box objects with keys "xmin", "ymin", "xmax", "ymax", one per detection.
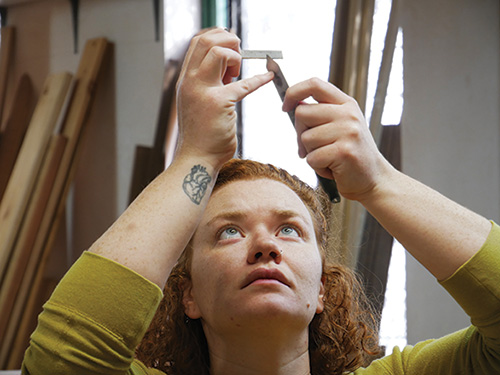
[
  {"xmin": 241, "ymin": 50, "xmax": 283, "ymax": 59},
  {"xmin": 266, "ymin": 56, "xmax": 341, "ymax": 203}
]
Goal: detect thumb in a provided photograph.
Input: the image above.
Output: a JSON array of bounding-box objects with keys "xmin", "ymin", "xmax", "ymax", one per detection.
[{"xmin": 229, "ymin": 71, "xmax": 274, "ymax": 102}]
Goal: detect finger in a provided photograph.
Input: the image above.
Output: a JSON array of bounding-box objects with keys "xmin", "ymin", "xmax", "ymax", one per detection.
[
  {"xmin": 227, "ymin": 71, "xmax": 274, "ymax": 102},
  {"xmin": 197, "ymin": 46, "xmax": 242, "ymax": 84},
  {"xmin": 294, "ymin": 103, "xmax": 337, "ymax": 158},
  {"xmin": 297, "ymin": 136, "xmax": 307, "ymax": 159},
  {"xmin": 181, "ymin": 29, "xmax": 241, "ymax": 78},
  {"xmin": 283, "ymin": 77, "xmax": 352, "ymax": 112},
  {"xmin": 180, "ymin": 28, "xmax": 222, "ymax": 78},
  {"xmin": 305, "ymin": 144, "xmax": 337, "ymax": 179},
  {"xmin": 223, "ymin": 53, "xmax": 242, "ymax": 84},
  {"xmin": 300, "ymin": 124, "xmax": 339, "ymax": 156},
  {"xmin": 295, "ymin": 102, "xmax": 340, "ymax": 129}
]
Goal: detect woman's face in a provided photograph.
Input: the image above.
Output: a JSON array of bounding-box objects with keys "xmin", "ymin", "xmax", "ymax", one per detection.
[{"xmin": 184, "ymin": 178, "xmax": 325, "ymax": 335}]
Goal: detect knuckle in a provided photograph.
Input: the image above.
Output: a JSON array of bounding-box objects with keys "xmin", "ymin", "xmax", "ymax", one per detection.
[
  {"xmin": 210, "ymin": 45, "xmax": 224, "ymax": 58},
  {"xmin": 192, "ymin": 33, "xmax": 205, "ymax": 46},
  {"xmin": 336, "ymin": 140, "xmax": 360, "ymax": 165},
  {"xmin": 346, "ymin": 96, "xmax": 362, "ymax": 111},
  {"xmin": 300, "ymin": 129, "xmax": 314, "ymax": 145},
  {"xmin": 308, "ymin": 77, "xmax": 323, "ymax": 88},
  {"xmin": 238, "ymin": 79, "xmax": 252, "ymax": 94},
  {"xmin": 306, "ymin": 150, "xmax": 324, "ymax": 169}
]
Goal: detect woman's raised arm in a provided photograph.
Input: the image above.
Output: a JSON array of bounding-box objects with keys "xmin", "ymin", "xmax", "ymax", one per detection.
[
  {"xmin": 89, "ymin": 28, "xmax": 273, "ymax": 287},
  {"xmin": 285, "ymin": 77, "xmax": 492, "ymax": 281}
]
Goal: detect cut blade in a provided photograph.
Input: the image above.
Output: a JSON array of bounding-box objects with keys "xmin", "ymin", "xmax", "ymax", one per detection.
[
  {"xmin": 266, "ymin": 55, "xmax": 295, "ymax": 125},
  {"xmin": 265, "ymin": 55, "xmax": 341, "ymax": 203}
]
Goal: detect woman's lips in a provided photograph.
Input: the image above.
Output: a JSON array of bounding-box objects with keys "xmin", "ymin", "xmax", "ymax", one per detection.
[{"xmin": 242, "ymin": 268, "xmax": 290, "ymax": 289}]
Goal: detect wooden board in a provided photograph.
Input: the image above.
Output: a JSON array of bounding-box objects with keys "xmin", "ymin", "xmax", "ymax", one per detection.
[
  {"xmin": 0, "ymin": 74, "xmax": 35, "ymax": 202},
  {"xmin": 0, "ymin": 72, "xmax": 72, "ymax": 284},
  {"xmin": 0, "ymin": 135, "xmax": 67, "ymax": 350},
  {"xmin": 50, "ymin": 37, "xmax": 111, "ymax": 216},
  {"xmin": 2, "ymin": 38, "xmax": 111, "ymax": 366},
  {"xmin": 129, "ymin": 61, "xmax": 181, "ymax": 203},
  {"xmin": 0, "ymin": 26, "xmax": 15, "ymax": 129}
]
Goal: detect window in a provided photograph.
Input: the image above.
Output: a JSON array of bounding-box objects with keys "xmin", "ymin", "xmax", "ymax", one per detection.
[
  {"xmin": 241, "ymin": 0, "xmax": 336, "ymax": 187},
  {"xmin": 367, "ymin": 0, "xmax": 406, "ymax": 351},
  {"xmin": 240, "ymin": 0, "xmax": 406, "ymax": 351}
]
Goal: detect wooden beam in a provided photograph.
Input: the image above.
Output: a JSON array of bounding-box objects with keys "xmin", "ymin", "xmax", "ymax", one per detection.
[
  {"xmin": 329, "ymin": 0, "xmax": 375, "ymax": 266},
  {"xmin": 0, "ymin": 74, "xmax": 35, "ymax": 201},
  {"xmin": 0, "ymin": 72, "xmax": 72, "ymax": 284},
  {"xmin": 356, "ymin": 124, "xmax": 401, "ymax": 317},
  {"xmin": 0, "ymin": 135, "xmax": 67, "ymax": 353},
  {"xmin": 370, "ymin": 0, "xmax": 400, "ymax": 145},
  {"xmin": 3, "ymin": 38, "xmax": 111, "ymax": 366},
  {"xmin": 129, "ymin": 60, "xmax": 181, "ymax": 202},
  {"xmin": 0, "ymin": 26, "xmax": 14, "ymax": 128}
]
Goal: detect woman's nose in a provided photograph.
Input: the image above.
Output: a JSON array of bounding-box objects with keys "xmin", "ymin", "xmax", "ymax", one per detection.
[{"xmin": 247, "ymin": 232, "xmax": 282, "ymax": 264}]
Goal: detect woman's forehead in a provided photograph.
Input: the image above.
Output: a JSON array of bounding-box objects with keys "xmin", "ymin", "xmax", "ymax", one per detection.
[{"xmin": 203, "ymin": 178, "xmax": 314, "ymax": 224}]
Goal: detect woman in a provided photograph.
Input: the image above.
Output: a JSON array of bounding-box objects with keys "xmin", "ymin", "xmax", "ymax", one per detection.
[
  {"xmin": 22, "ymin": 28, "xmax": 499, "ymax": 374},
  {"xmin": 135, "ymin": 159, "xmax": 380, "ymax": 374}
]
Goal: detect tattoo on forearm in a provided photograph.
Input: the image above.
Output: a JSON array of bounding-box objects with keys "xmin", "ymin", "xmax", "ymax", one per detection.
[{"xmin": 182, "ymin": 165, "xmax": 212, "ymax": 205}]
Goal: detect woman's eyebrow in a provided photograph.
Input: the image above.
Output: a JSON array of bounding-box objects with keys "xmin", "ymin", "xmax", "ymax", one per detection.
[
  {"xmin": 206, "ymin": 210, "xmax": 246, "ymax": 227},
  {"xmin": 273, "ymin": 209, "xmax": 310, "ymax": 223},
  {"xmin": 206, "ymin": 208, "xmax": 310, "ymax": 227}
]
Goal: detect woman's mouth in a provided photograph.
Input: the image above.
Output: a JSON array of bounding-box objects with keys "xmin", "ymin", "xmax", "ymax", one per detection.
[{"xmin": 241, "ymin": 268, "xmax": 290, "ymax": 288}]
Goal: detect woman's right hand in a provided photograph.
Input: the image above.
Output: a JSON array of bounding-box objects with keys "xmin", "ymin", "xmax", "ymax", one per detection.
[{"xmin": 175, "ymin": 28, "xmax": 274, "ymax": 170}]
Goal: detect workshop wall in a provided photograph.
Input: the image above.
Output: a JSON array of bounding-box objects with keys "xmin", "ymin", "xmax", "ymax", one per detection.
[
  {"xmin": 3, "ymin": 0, "xmax": 164, "ymax": 264},
  {"xmin": 401, "ymin": 0, "xmax": 500, "ymax": 344}
]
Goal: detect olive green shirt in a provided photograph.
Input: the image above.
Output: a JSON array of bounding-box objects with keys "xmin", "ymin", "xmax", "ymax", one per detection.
[{"xmin": 22, "ymin": 223, "xmax": 500, "ymax": 374}]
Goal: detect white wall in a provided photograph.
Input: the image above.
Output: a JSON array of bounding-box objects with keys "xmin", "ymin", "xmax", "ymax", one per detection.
[
  {"xmin": 401, "ymin": 0, "xmax": 500, "ymax": 344},
  {"xmin": 4, "ymin": 0, "xmax": 165, "ymax": 263}
]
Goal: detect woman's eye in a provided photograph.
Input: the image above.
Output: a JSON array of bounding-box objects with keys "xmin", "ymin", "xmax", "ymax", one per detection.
[
  {"xmin": 279, "ymin": 226, "xmax": 300, "ymax": 237},
  {"xmin": 219, "ymin": 227, "xmax": 243, "ymax": 240}
]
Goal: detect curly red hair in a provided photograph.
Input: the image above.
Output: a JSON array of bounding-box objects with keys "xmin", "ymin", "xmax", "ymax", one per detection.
[{"xmin": 136, "ymin": 159, "xmax": 380, "ymax": 374}]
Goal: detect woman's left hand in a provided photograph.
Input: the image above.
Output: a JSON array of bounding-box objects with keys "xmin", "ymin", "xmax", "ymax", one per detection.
[{"xmin": 283, "ymin": 77, "xmax": 393, "ymax": 202}]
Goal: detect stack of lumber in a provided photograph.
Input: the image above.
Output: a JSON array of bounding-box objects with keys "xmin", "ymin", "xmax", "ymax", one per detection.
[{"xmin": 0, "ymin": 27, "xmax": 111, "ymax": 369}]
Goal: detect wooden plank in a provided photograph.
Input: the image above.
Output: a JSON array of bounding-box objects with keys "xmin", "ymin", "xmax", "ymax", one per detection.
[
  {"xmin": 0, "ymin": 26, "xmax": 15, "ymax": 129},
  {"xmin": 3, "ymin": 38, "xmax": 111, "ymax": 366},
  {"xmin": 328, "ymin": 0, "xmax": 376, "ymax": 265},
  {"xmin": 0, "ymin": 72, "xmax": 72, "ymax": 284},
  {"xmin": 0, "ymin": 74, "xmax": 35, "ymax": 202},
  {"xmin": 129, "ymin": 60, "xmax": 181, "ymax": 203},
  {"xmin": 60, "ymin": 38, "xmax": 110, "ymax": 142},
  {"xmin": 0, "ymin": 136, "xmax": 68, "ymax": 367},
  {"xmin": 0, "ymin": 135, "xmax": 67, "ymax": 351},
  {"xmin": 369, "ymin": 0, "xmax": 400, "ymax": 145},
  {"xmin": 356, "ymin": 125, "xmax": 401, "ymax": 317},
  {"xmin": 129, "ymin": 145, "xmax": 154, "ymax": 201},
  {"xmin": 49, "ymin": 38, "xmax": 111, "ymax": 212}
]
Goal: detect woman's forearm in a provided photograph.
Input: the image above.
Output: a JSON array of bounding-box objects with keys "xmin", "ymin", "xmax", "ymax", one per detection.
[
  {"xmin": 360, "ymin": 168, "xmax": 492, "ymax": 281},
  {"xmin": 89, "ymin": 156, "xmax": 218, "ymax": 287}
]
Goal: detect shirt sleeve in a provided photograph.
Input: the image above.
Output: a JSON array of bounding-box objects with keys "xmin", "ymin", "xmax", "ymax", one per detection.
[
  {"xmin": 22, "ymin": 251, "xmax": 164, "ymax": 375},
  {"xmin": 353, "ymin": 221, "xmax": 500, "ymax": 375}
]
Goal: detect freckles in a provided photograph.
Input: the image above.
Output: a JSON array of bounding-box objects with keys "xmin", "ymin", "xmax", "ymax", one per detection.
[
  {"xmin": 306, "ymin": 303, "xmax": 311, "ymax": 309},
  {"xmin": 229, "ymin": 316, "xmax": 241, "ymax": 328}
]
